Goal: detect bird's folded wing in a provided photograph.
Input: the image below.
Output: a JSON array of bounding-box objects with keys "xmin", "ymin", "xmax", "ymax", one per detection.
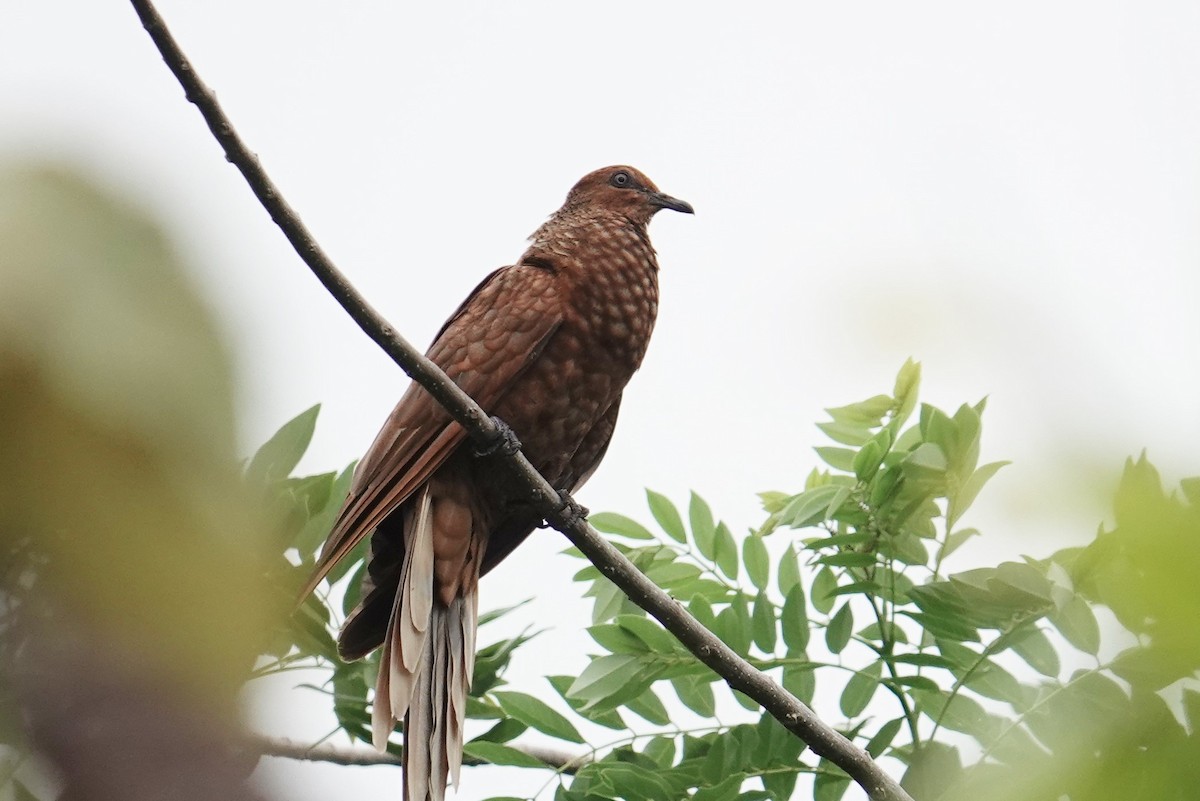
[{"xmin": 299, "ymin": 263, "xmax": 564, "ymax": 597}]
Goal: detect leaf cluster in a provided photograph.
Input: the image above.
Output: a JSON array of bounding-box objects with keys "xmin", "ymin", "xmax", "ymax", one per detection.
[{"xmin": 252, "ymin": 362, "xmax": 1200, "ymax": 801}]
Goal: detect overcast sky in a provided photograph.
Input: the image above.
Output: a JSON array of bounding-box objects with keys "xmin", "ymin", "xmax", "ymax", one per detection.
[{"xmin": 4, "ymin": 1, "xmax": 1199, "ymax": 799}]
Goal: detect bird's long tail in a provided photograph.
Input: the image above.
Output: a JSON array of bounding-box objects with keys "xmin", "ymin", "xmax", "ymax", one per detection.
[{"xmin": 371, "ymin": 485, "xmax": 477, "ymax": 801}]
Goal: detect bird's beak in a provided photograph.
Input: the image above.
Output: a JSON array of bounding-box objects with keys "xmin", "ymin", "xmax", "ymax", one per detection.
[{"xmin": 647, "ymin": 191, "xmax": 695, "ymax": 215}]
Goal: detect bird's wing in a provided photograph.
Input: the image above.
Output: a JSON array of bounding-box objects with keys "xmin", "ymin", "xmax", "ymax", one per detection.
[{"xmin": 299, "ymin": 263, "xmax": 564, "ymax": 598}]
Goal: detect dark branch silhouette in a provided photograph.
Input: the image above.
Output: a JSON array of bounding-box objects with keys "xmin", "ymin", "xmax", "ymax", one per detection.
[{"xmin": 127, "ymin": 2, "xmax": 915, "ymax": 799}]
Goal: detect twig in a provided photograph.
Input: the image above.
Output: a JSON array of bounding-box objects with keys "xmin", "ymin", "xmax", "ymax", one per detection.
[
  {"xmin": 249, "ymin": 734, "xmax": 585, "ymax": 773},
  {"xmin": 127, "ymin": 3, "xmax": 915, "ymax": 799}
]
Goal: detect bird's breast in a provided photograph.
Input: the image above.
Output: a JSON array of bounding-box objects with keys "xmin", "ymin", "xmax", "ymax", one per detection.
[{"xmin": 492, "ymin": 224, "xmax": 659, "ymax": 483}]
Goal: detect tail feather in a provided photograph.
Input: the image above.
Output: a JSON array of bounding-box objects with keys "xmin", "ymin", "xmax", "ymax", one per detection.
[
  {"xmin": 404, "ymin": 595, "xmax": 473, "ymax": 800},
  {"xmin": 369, "ymin": 484, "xmax": 475, "ymax": 800},
  {"xmin": 372, "ymin": 486, "xmax": 435, "ymax": 750},
  {"xmin": 448, "ymin": 593, "xmax": 476, "ymax": 788}
]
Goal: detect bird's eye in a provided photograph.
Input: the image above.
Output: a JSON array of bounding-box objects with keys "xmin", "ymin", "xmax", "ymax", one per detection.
[{"xmin": 610, "ymin": 171, "xmax": 632, "ymax": 188}]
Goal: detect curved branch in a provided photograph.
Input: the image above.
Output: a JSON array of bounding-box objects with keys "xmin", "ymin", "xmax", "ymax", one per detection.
[
  {"xmin": 250, "ymin": 734, "xmax": 584, "ymax": 773},
  {"xmin": 127, "ymin": 4, "xmax": 914, "ymax": 799}
]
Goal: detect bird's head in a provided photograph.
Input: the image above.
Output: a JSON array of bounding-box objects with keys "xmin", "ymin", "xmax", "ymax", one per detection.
[{"xmin": 563, "ymin": 165, "xmax": 694, "ymax": 226}]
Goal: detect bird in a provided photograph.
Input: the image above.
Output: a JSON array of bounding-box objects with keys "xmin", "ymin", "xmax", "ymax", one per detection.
[{"xmin": 299, "ymin": 165, "xmax": 692, "ymax": 800}]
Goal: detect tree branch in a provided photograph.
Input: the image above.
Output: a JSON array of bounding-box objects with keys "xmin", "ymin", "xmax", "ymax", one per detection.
[
  {"xmin": 250, "ymin": 734, "xmax": 585, "ymax": 773},
  {"xmin": 127, "ymin": 3, "xmax": 915, "ymax": 799}
]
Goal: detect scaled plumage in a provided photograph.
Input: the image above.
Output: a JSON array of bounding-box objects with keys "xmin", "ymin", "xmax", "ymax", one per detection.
[{"xmin": 301, "ymin": 166, "xmax": 692, "ymax": 800}]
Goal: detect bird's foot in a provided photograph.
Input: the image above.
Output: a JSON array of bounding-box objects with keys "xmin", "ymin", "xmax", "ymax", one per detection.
[
  {"xmin": 546, "ymin": 490, "xmax": 589, "ymax": 530},
  {"xmin": 474, "ymin": 416, "xmax": 522, "ymax": 458}
]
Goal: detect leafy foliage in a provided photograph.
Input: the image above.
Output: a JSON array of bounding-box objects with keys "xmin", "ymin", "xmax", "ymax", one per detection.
[{"xmin": 251, "ymin": 362, "xmax": 1200, "ymax": 801}]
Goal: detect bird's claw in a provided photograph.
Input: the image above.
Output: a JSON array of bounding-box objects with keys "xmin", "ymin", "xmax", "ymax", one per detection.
[
  {"xmin": 545, "ymin": 490, "xmax": 589, "ymax": 530},
  {"xmin": 474, "ymin": 416, "xmax": 522, "ymax": 458}
]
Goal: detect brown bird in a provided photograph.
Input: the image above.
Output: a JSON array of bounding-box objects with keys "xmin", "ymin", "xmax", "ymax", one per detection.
[{"xmin": 300, "ymin": 165, "xmax": 692, "ymax": 800}]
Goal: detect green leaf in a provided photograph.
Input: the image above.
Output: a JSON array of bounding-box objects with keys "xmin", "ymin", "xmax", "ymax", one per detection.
[
  {"xmin": 478, "ymin": 598, "xmax": 534, "ymax": 628},
  {"xmin": 758, "ymin": 490, "xmax": 790, "ymax": 513},
  {"xmin": 905, "ymin": 442, "xmax": 947, "ymax": 473},
  {"xmin": 689, "ymin": 491, "xmax": 717, "ymax": 557},
  {"xmin": 815, "ymin": 552, "xmax": 877, "ymax": 569},
  {"xmin": 901, "ymin": 610, "xmax": 979, "ymax": 643},
  {"xmin": 332, "ymin": 663, "xmax": 370, "ymax": 739},
  {"xmin": 713, "ymin": 522, "xmax": 738, "ymax": 579},
  {"xmin": 462, "ymin": 740, "xmax": 548, "ymax": 769},
  {"xmin": 744, "ymin": 535, "xmax": 770, "ymax": 590},
  {"xmin": 780, "ymin": 584, "xmax": 810, "ymax": 652},
  {"xmin": 567, "ymin": 653, "xmax": 642, "ymax": 704},
  {"xmin": 647, "ymin": 489, "xmax": 686, "ymax": 543},
  {"xmin": 475, "ymin": 717, "xmax": 528, "ymax": 744},
  {"xmin": 732, "ymin": 688, "xmax": 759, "ymax": 711},
  {"xmin": 340, "ymin": 559, "xmax": 368, "ymax": 617},
  {"xmin": 891, "ymin": 653, "xmax": 956, "ymax": 669},
  {"xmin": 589, "ymin": 578, "xmax": 625, "ymax": 624},
  {"xmin": 962, "ymin": 658, "xmax": 1034, "ymax": 708},
  {"xmin": 817, "ymin": 419, "xmax": 873, "ymax": 446},
  {"xmin": 811, "ymin": 566, "xmax": 838, "ymax": 614},
  {"xmin": 814, "ymin": 764, "xmax": 851, "ymax": 801},
  {"xmin": 752, "ymin": 592, "xmax": 777, "ymax": 653},
  {"xmin": 672, "ymin": 674, "xmax": 717, "ymax": 718},
  {"xmin": 826, "ymin": 394, "xmax": 894, "ymax": 426},
  {"xmin": 840, "ymin": 663, "xmax": 881, "ymax": 717},
  {"xmin": 868, "ymin": 466, "xmax": 902, "ymax": 507},
  {"xmin": 782, "ymin": 660, "xmax": 816, "ymax": 704},
  {"xmin": 473, "ymin": 629, "xmax": 541, "ymax": 695},
  {"xmin": 596, "ymin": 762, "xmax": 678, "ymax": 801},
  {"xmin": 590, "ymin": 511, "xmax": 655, "ymax": 540},
  {"xmin": 587, "ymin": 623, "xmax": 645, "ymax": 654},
  {"xmin": 642, "ymin": 736, "xmax": 676, "ymax": 768},
  {"xmin": 865, "ymin": 717, "xmax": 904, "ymax": 757},
  {"xmin": 1110, "ymin": 645, "xmax": 1191, "ymax": 690},
  {"xmin": 1048, "ymin": 595, "xmax": 1100, "ymax": 655},
  {"xmin": 920, "ymin": 405, "xmax": 957, "ymax": 456},
  {"xmin": 948, "ymin": 461, "xmax": 1009, "ymax": 529},
  {"xmin": 853, "ymin": 435, "xmax": 888, "ymax": 482},
  {"xmin": 617, "ymin": 614, "xmax": 678, "ymax": 655},
  {"xmin": 830, "ymin": 580, "xmax": 885, "ymax": 600},
  {"xmin": 883, "ymin": 675, "xmax": 941, "ymax": 693},
  {"xmin": 493, "ymin": 691, "xmax": 584, "ymax": 743},
  {"xmin": 900, "ymin": 741, "xmax": 961, "ymax": 800},
  {"xmin": 763, "ymin": 774, "xmax": 799, "ymax": 801},
  {"xmin": 1010, "ymin": 626, "xmax": 1060, "ymax": 677},
  {"xmin": 952, "ymin": 403, "xmax": 982, "ymax": 474},
  {"xmin": 693, "ymin": 773, "xmax": 747, "ymax": 801},
  {"xmin": 942, "ymin": 527, "xmax": 980, "ymax": 560},
  {"xmin": 780, "ymin": 485, "xmax": 844, "ymax": 529},
  {"xmin": 825, "ymin": 603, "xmax": 853, "ymax": 654},
  {"xmin": 644, "ymin": 560, "xmax": 703, "ymax": 589},
  {"xmin": 913, "ymin": 689, "xmax": 993, "ymax": 739},
  {"xmin": 815, "ymin": 446, "xmax": 857, "ymax": 472},
  {"xmin": 777, "ymin": 546, "xmax": 800, "ymax": 595},
  {"xmin": 625, "ymin": 685, "xmax": 671, "ymax": 725},
  {"xmin": 246, "ymin": 404, "xmax": 319, "ymax": 483},
  {"xmin": 805, "ymin": 532, "xmax": 873, "ymax": 550},
  {"xmin": 715, "ymin": 595, "xmax": 752, "ymax": 656},
  {"xmin": 547, "ymin": 675, "xmax": 626, "ymax": 730},
  {"xmin": 294, "ymin": 462, "xmax": 355, "ymax": 554},
  {"xmin": 689, "ymin": 594, "xmax": 717, "ymax": 629},
  {"xmin": 892, "ymin": 359, "xmax": 921, "ymax": 427}
]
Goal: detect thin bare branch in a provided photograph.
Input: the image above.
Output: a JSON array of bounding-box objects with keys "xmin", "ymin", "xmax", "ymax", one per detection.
[
  {"xmin": 250, "ymin": 734, "xmax": 585, "ymax": 773},
  {"xmin": 127, "ymin": 3, "xmax": 914, "ymax": 799}
]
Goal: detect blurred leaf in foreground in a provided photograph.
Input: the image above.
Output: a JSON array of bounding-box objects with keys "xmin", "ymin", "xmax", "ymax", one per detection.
[{"xmin": 0, "ymin": 165, "xmax": 274, "ymax": 801}]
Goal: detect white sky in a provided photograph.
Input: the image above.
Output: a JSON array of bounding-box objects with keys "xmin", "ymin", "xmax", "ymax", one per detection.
[{"xmin": 4, "ymin": 1, "xmax": 1199, "ymax": 799}]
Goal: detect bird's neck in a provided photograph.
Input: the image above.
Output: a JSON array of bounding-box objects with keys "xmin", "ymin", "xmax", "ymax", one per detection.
[{"xmin": 521, "ymin": 209, "xmax": 658, "ymax": 274}]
